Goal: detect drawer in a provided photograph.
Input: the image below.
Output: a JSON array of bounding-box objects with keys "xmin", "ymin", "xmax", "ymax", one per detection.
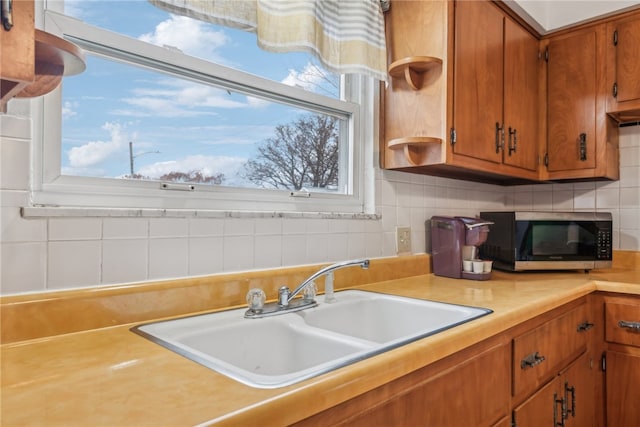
[
  {"xmin": 513, "ymin": 303, "xmax": 590, "ymax": 398},
  {"xmin": 605, "ymin": 296, "xmax": 640, "ymax": 347}
]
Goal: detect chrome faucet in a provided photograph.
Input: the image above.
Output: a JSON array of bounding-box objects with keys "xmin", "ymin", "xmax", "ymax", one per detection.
[{"xmin": 245, "ymin": 259, "xmax": 370, "ymax": 319}]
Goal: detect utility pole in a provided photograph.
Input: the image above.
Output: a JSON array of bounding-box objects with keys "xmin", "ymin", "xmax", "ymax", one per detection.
[
  {"xmin": 129, "ymin": 141, "xmax": 160, "ymax": 177},
  {"xmin": 129, "ymin": 141, "xmax": 134, "ymax": 176}
]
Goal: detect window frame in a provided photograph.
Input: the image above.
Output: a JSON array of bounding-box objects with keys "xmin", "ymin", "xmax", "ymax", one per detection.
[{"xmin": 31, "ymin": 4, "xmax": 376, "ymax": 215}]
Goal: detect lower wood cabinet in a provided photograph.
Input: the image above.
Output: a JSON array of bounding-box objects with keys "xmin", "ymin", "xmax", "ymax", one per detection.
[
  {"xmin": 293, "ymin": 339, "xmax": 511, "ymax": 427},
  {"xmin": 294, "ymin": 295, "xmax": 640, "ymax": 427},
  {"xmin": 513, "ymin": 352, "xmax": 596, "ymax": 427},
  {"xmin": 603, "ymin": 294, "xmax": 640, "ymax": 427}
]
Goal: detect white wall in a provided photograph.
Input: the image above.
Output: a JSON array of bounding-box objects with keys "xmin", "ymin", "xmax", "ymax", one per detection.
[{"xmin": 1, "ymin": 100, "xmax": 639, "ymax": 295}]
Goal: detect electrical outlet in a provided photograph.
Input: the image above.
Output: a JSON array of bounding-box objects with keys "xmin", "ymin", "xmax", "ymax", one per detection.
[{"xmin": 396, "ymin": 226, "xmax": 412, "ymax": 254}]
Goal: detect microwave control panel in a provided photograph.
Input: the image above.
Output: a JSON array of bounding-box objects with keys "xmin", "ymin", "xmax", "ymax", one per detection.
[{"xmin": 596, "ymin": 228, "xmax": 612, "ymax": 260}]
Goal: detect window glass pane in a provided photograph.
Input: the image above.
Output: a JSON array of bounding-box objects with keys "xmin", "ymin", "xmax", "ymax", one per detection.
[
  {"xmin": 61, "ymin": 54, "xmax": 347, "ymax": 193},
  {"xmin": 63, "ymin": 0, "xmax": 340, "ymax": 98}
]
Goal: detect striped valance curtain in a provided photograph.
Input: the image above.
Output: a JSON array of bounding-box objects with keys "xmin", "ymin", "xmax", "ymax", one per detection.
[{"xmin": 148, "ymin": 0, "xmax": 388, "ymax": 81}]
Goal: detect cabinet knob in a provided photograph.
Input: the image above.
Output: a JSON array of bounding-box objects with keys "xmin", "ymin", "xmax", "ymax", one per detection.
[
  {"xmin": 508, "ymin": 127, "xmax": 517, "ymax": 156},
  {"xmin": 1, "ymin": 0, "xmax": 13, "ymax": 31},
  {"xmin": 495, "ymin": 122, "xmax": 504, "ymax": 154},
  {"xmin": 520, "ymin": 351, "xmax": 546, "ymax": 369},
  {"xmin": 577, "ymin": 321, "xmax": 594, "ymax": 332},
  {"xmin": 579, "ymin": 133, "xmax": 587, "ymax": 161},
  {"xmin": 618, "ymin": 320, "xmax": 640, "ymax": 331}
]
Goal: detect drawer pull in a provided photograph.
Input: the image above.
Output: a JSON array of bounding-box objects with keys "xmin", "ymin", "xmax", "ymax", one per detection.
[
  {"xmin": 618, "ymin": 320, "xmax": 640, "ymax": 331},
  {"xmin": 577, "ymin": 321, "xmax": 594, "ymax": 332},
  {"xmin": 521, "ymin": 351, "xmax": 546, "ymax": 370}
]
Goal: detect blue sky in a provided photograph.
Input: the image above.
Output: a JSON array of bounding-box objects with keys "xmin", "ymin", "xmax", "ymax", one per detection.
[{"xmin": 60, "ymin": 0, "xmax": 337, "ymax": 187}]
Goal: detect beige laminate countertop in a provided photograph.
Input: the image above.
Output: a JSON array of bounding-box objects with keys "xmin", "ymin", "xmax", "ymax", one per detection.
[{"xmin": 2, "ymin": 269, "xmax": 639, "ymax": 426}]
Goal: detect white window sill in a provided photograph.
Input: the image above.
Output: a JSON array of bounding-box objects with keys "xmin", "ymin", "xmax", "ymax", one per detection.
[{"xmin": 21, "ymin": 206, "xmax": 380, "ymax": 220}]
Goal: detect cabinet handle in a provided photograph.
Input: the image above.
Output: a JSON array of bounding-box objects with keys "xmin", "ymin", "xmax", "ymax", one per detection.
[
  {"xmin": 577, "ymin": 321, "xmax": 594, "ymax": 332},
  {"xmin": 618, "ymin": 320, "xmax": 640, "ymax": 331},
  {"xmin": 553, "ymin": 392, "xmax": 566, "ymax": 427},
  {"xmin": 495, "ymin": 122, "xmax": 504, "ymax": 153},
  {"xmin": 579, "ymin": 133, "xmax": 587, "ymax": 161},
  {"xmin": 565, "ymin": 382, "xmax": 576, "ymax": 418},
  {"xmin": 508, "ymin": 127, "xmax": 517, "ymax": 155},
  {"xmin": 1, "ymin": 0, "xmax": 12, "ymax": 31},
  {"xmin": 520, "ymin": 351, "xmax": 546, "ymax": 369}
]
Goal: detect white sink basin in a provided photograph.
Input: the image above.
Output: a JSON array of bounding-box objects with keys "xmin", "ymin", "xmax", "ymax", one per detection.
[
  {"xmin": 298, "ymin": 290, "xmax": 488, "ymax": 344},
  {"xmin": 133, "ymin": 290, "xmax": 491, "ymax": 388}
]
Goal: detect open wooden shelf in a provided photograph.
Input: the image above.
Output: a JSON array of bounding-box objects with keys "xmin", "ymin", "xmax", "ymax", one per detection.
[
  {"xmin": 15, "ymin": 29, "xmax": 85, "ymax": 98},
  {"xmin": 388, "ymin": 136, "xmax": 442, "ymax": 166},
  {"xmin": 388, "ymin": 56, "xmax": 442, "ymax": 90}
]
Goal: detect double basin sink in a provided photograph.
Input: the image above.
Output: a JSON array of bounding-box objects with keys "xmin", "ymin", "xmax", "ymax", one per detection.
[{"xmin": 133, "ymin": 290, "xmax": 491, "ymax": 388}]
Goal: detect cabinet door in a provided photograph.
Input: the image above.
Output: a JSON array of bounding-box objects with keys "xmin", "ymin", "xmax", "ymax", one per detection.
[
  {"xmin": 546, "ymin": 29, "xmax": 598, "ymax": 172},
  {"xmin": 560, "ymin": 352, "xmax": 596, "ymax": 427},
  {"xmin": 514, "ymin": 352, "xmax": 595, "ymax": 427},
  {"xmin": 513, "ymin": 376, "xmax": 561, "ymax": 427},
  {"xmin": 606, "ymin": 350, "xmax": 640, "ymax": 427},
  {"xmin": 452, "ymin": 0, "xmax": 503, "ymax": 164},
  {"xmin": 614, "ymin": 17, "xmax": 640, "ymax": 104},
  {"xmin": 503, "ymin": 18, "xmax": 539, "ymax": 172},
  {"xmin": 294, "ymin": 342, "xmax": 511, "ymax": 427}
]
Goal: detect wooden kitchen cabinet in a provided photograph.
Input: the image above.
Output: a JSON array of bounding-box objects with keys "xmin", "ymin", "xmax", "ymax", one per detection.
[
  {"xmin": 380, "ymin": 0, "xmax": 540, "ymax": 185},
  {"xmin": 512, "ymin": 300, "xmax": 597, "ymax": 426},
  {"xmin": 514, "ymin": 352, "xmax": 596, "ymax": 427},
  {"xmin": 0, "ymin": 0, "xmax": 85, "ymax": 112},
  {"xmin": 603, "ymin": 295, "xmax": 640, "ymax": 427},
  {"xmin": 0, "ymin": 0, "xmax": 35, "ymax": 109},
  {"xmin": 512, "ymin": 302, "xmax": 590, "ymax": 400},
  {"xmin": 450, "ymin": 0, "xmax": 539, "ymax": 179},
  {"xmin": 606, "ymin": 9, "xmax": 640, "ymax": 122},
  {"xmin": 294, "ymin": 338, "xmax": 511, "ymax": 427},
  {"xmin": 542, "ymin": 24, "xmax": 619, "ymax": 181}
]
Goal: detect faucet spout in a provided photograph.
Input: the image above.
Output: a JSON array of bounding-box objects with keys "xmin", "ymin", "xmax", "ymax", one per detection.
[
  {"xmin": 244, "ymin": 259, "xmax": 370, "ymax": 318},
  {"xmin": 287, "ymin": 259, "xmax": 370, "ymax": 304}
]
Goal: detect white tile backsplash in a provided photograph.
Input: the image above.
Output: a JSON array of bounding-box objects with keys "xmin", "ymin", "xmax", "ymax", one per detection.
[
  {"xmin": 0, "ymin": 138, "xmax": 30, "ymax": 191},
  {"xmin": 1, "ymin": 115, "xmax": 639, "ymax": 294},
  {"xmin": 102, "ymin": 239, "xmax": 148, "ymax": 285},
  {"xmin": 49, "ymin": 218, "xmax": 102, "ymax": 241},
  {"xmin": 103, "ymin": 218, "xmax": 149, "ymax": 239},
  {"xmin": 0, "ymin": 242, "xmax": 47, "ymax": 294},
  {"xmin": 149, "ymin": 238, "xmax": 188, "ymax": 279},
  {"xmin": 188, "ymin": 236, "xmax": 224, "ymax": 276},
  {"xmin": 48, "ymin": 240, "xmax": 101, "ymax": 289}
]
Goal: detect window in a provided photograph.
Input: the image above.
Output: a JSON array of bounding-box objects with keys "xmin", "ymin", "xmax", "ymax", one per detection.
[{"xmin": 33, "ymin": 1, "xmax": 375, "ymax": 214}]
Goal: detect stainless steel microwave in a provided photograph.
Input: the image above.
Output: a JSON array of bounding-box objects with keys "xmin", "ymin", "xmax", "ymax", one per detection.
[{"xmin": 479, "ymin": 211, "xmax": 612, "ymax": 271}]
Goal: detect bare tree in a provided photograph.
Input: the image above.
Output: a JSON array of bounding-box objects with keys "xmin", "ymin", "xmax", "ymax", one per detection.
[{"xmin": 243, "ymin": 114, "xmax": 338, "ymax": 190}]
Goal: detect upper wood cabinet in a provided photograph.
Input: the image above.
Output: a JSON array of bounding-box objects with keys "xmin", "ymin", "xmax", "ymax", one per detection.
[
  {"xmin": 0, "ymin": 0, "xmax": 35, "ymax": 109},
  {"xmin": 606, "ymin": 9, "xmax": 640, "ymax": 122},
  {"xmin": 1, "ymin": 0, "xmax": 85, "ymax": 112},
  {"xmin": 542, "ymin": 24, "xmax": 619, "ymax": 181},
  {"xmin": 450, "ymin": 0, "xmax": 539, "ymax": 179},
  {"xmin": 381, "ymin": 0, "xmax": 541, "ymax": 185}
]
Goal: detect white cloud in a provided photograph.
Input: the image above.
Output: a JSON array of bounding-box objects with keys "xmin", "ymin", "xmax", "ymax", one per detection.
[
  {"xmin": 113, "ymin": 79, "xmax": 246, "ymax": 117},
  {"xmin": 138, "ymin": 15, "xmax": 229, "ymax": 62},
  {"xmin": 67, "ymin": 122, "xmax": 129, "ymax": 168},
  {"xmin": 62, "ymin": 101, "xmax": 78, "ymax": 120},
  {"xmin": 281, "ymin": 62, "xmax": 337, "ymax": 95}
]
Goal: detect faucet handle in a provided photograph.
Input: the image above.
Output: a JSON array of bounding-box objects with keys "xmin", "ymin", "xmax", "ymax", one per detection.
[
  {"xmin": 303, "ymin": 281, "xmax": 317, "ymax": 302},
  {"xmin": 246, "ymin": 288, "xmax": 266, "ymax": 312}
]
